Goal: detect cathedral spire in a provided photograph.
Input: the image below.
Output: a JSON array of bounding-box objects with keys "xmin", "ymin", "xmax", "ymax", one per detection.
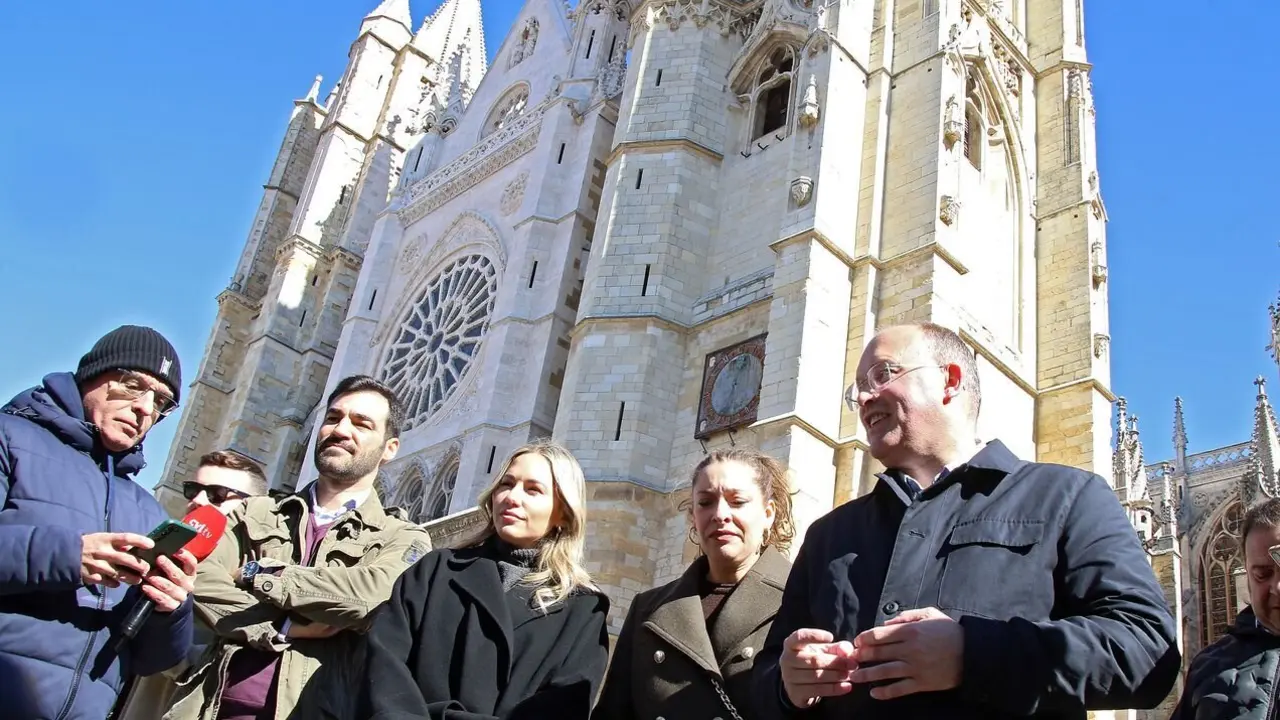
[
  {"xmin": 1251, "ymin": 376, "xmax": 1280, "ymax": 497},
  {"xmin": 365, "ymin": 0, "xmax": 414, "ymax": 32},
  {"xmin": 413, "ymin": 0, "xmax": 487, "ymax": 79},
  {"xmin": 1173, "ymin": 396, "xmax": 1188, "ymax": 472},
  {"xmin": 304, "ymin": 75, "xmax": 323, "ymax": 103}
]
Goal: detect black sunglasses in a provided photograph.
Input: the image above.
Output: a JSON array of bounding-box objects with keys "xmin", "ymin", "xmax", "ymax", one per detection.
[{"xmin": 182, "ymin": 480, "xmax": 250, "ymax": 505}]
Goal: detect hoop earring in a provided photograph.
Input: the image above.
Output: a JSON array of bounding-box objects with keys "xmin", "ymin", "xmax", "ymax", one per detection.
[{"xmin": 687, "ymin": 526, "xmax": 700, "ymax": 547}]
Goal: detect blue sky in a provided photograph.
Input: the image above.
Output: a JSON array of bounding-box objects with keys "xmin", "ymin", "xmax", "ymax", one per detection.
[{"xmin": 0, "ymin": 1, "xmax": 1275, "ymax": 491}]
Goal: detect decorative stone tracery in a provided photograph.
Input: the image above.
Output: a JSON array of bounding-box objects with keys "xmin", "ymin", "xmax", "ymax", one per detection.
[
  {"xmin": 500, "ymin": 172, "xmax": 528, "ymax": 216},
  {"xmin": 379, "ymin": 254, "xmax": 498, "ymax": 430},
  {"xmin": 482, "ymin": 85, "xmax": 530, "ymax": 139},
  {"xmin": 1200, "ymin": 501, "xmax": 1245, "ymax": 647}
]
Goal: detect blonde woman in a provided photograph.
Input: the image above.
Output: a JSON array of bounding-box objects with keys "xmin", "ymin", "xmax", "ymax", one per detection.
[
  {"xmin": 354, "ymin": 440, "xmax": 610, "ymax": 719},
  {"xmin": 593, "ymin": 448, "xmax": 795, "ymax": 720}
]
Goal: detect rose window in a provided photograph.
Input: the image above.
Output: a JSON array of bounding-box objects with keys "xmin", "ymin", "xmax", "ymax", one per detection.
[{"xmin": 380, "ymin": 254, "xmax": 498, "ymax": 429}]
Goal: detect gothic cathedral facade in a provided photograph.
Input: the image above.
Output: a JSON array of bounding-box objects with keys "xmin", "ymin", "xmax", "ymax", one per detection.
[{"xmin": 160, "ymin": 0, "xmax": 1121, "ymax": 703}]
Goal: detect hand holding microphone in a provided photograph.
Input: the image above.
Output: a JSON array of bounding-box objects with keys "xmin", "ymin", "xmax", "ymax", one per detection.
[{"xmin": 113, "ymin": 505, "xmax": 228, "ymax": 650}]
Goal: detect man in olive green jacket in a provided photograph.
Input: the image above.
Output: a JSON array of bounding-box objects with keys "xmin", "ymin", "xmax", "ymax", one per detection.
[{"xmin": 163, "ymin": 376, "xmax": 432, "ymax": 720}]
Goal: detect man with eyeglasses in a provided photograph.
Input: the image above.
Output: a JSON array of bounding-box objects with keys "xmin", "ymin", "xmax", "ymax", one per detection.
[
  {"xmin": 0, "ymin": 324, "xmax": 198, "ymax": 720},
  {"xmin": 755, "ymin": 322, "xmax": 1180, "ymax": 719},
  {"xmin": 115, "ymin": 450, "xmax": 269, "ymax": 720}
]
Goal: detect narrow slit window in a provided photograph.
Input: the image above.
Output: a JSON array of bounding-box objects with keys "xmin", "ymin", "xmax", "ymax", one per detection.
[
  {"xmin": 486, "ymin": 445, "xmax": 497, "ymax": 474},
  {"xmin": 557, "ymin": 143, "xmax": 566, "ymax": 164},
  {"xmin": 614, "ymin": 402, "xmax": 625, "ymax": 441},
  {"xmin": 299, "ymin": 310, "xmax": 307, "ymax": 327},
  {"xmin": 338, "ymin": 185, "xmax": 349, "ymax": 205},
  {"xmin": 311, "ymin": 275, "xmax": 318, "ymax": 286},
  {"xmin": 656, "ymin": 69, "xmax": 663, "ymax": 87},
  {"xmin": 641, "ymin": 264, "xmax": 651, "ymax": 296},
  {"xmin": 368, "ymin": 289, "xmax": 377, "ymax": 310},
  {"xmin": 635, "ymin": 169, "xmax": 643, "ymax": 189},
  {"xmin": 586, "ymin": 30, "xmax": 595, "ymax": 59},
  {"xmin": 413, "ymin": 147, "xmax": 423, "ymax": 172},
  {"xmin": 529, "ymin": 260, "xmax": 538, "ymax": 288},
  {"xmin": 608, "ymin": 36, "xmax": 618, "ymax": 63}
]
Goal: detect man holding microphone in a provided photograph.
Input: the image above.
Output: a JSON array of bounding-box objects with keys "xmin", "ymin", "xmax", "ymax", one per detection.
[{"xmin": 0, "ymin": 325, "xmax": 198, "ymax": 719}]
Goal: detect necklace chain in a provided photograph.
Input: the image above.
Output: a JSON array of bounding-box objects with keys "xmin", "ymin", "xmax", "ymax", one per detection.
[{"xmin": 710, "ymin": 676, "xmax": 745, "ymax": 720}]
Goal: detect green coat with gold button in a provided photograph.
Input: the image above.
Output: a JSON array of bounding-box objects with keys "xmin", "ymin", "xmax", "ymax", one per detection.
[{"xmin": 594, "ymin": 546, "xmax": 791, "ymax": 720}]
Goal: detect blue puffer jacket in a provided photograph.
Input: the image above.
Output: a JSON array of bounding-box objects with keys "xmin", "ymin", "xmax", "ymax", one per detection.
[{"xmin": 0, "ymin": 372, "xmax": 193, "ymax": 720}]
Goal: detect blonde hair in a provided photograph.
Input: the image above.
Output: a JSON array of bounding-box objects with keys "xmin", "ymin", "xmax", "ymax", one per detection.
[
  {"xmin": 464, "ymin": 439, "xmax": 596, "ymax": 610},
  {"xmin": 679, "ymin": 448, "xmax": 797, "ymax": 553}
]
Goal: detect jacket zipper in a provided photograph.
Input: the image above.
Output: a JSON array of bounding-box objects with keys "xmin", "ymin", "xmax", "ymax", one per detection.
[{"xmin": 54, "ymin": 455, "xmax": 117, "ymax": 720}]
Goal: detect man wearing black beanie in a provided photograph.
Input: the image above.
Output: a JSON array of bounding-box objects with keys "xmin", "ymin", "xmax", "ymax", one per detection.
[{"xmin": 0, "ymin": 324, "xmax": 198, "ymax": 719}]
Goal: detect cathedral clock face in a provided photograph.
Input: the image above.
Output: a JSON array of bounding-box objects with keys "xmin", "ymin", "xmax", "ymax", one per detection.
[
  {"xmin": 711, "ymin": 354, "xmax": 763, "ymax": 416},
  {"xmin": 696, "ymin": 334, "xmax": 768, "ymax": 439}
]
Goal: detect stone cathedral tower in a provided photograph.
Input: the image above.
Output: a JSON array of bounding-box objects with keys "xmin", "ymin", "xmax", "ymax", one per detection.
[
  {"xmin": 155, "ymin": 0, "xmax": 486, "ymax": 515},
  {"xmin": 563, "ymin": 0, "xmax": 1115, "ymax": 606}
]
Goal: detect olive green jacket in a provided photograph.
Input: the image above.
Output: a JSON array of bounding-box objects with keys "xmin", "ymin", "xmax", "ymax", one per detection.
[{"xmin": 162, "ymin": 484, "xmax": 431, "ymax": 720}]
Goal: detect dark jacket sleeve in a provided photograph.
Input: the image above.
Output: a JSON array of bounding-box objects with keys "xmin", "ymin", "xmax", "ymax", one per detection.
[
  {"xmin": 957, "ymin": 473, "xmax": 1181, "ymax": 714},
  {"xmin": 356, "ymin": 554, "xmax": 438, "ymax": 719},
  {"xmin": 591, "ymin": 599, "xmax": 640, "ymax": 720},
  {"xmin": 126, "ymin": 500, "xmax": 196, "ymax": 675},
  {"xmin": 0, "ymin": 435, "xmax": 83, "ymax": 595},
  {"xmin": 753, "ymin": 527, "xmax": 818, "ymax": 719},
  {"xmin": 127, "ymin": 592, "xmax": 195, "ymax": 676}
]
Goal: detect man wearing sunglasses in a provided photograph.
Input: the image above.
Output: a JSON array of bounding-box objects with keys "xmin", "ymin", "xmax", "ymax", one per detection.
[
  {"xmin": 1171, "ymin": 498, "xmax": 1280, "ymax": 719},
  {"xmin": 181, "ymin": 450, "xmax": 270, "ymax": 515},
  {"xmin": 116, "ymin": 450, "xmax": 269, "ymax": 720},
  {"xmin": 0, "ymin": 325, "xmax": 198, "ymax": 720},
  {"xmin": 756, "ymin": 322, "xmax": 1180, "ymax": 719}
]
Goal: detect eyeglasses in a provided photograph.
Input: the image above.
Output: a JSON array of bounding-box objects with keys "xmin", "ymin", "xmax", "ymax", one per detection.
[
  {"xmin": 108, "ymin": 370, "xmax": 178, "ymax": 418},
  {"xmin": 844, "ymin": 362, "xmax": 946, "ymax": 411},
  {"xmin": 183, "ymin": 480, "xmax": 250, "ymax": 505}
]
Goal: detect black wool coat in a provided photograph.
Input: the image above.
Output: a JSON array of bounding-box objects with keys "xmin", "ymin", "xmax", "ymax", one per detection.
[
  {"xmin": 594, "ymin": 546, "xmax": 791, "ymax": 720},
  {"xmin": 353, "ymin": 544, "xmax": 611, "ymax": 720}
]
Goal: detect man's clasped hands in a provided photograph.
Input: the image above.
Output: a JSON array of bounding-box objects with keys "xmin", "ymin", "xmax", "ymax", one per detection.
[{"xmin": 780, "ymin": 607, "xmax": 966, "ymax": 708}]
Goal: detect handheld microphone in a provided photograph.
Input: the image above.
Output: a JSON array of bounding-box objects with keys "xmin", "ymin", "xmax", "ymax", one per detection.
[{"xmin": 113, "ymin": 505, "xmax": 228, "ymax": 651}]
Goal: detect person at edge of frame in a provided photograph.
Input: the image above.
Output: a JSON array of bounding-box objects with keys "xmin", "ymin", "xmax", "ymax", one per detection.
[
  {"xmin": 1170, "ymin": 498, "xmax": 1280, "ymax": 720},
  {"xmin": 0, "ymin": 324, "xmax": 197, "ymax": 720}
]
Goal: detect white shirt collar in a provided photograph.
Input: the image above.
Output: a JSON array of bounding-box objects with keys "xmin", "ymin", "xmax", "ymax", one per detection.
[{"xmin": 308, "ymin": 483, "xmax": 370, "ymax": 526}]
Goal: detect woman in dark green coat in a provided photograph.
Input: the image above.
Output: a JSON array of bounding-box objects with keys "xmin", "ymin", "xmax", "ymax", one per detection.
[{"xmin": 594, "ymin": 448, "xmax": 795, "ymax": 720}]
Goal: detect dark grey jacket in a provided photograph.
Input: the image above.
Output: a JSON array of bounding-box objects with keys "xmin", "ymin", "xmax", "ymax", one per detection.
[
  {"xmin": 1172, "ymin": 606, "xmax": 1280, "ymax": 720},
  {"xmin": 753, "ymin": 440, "xmax": 1181, "ymax": 719}
]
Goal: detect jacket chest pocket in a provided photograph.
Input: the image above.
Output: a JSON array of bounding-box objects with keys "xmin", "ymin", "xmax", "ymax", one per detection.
[
  {"xmin": 243, "ymin": 520, "xmax": 293, "ymax": 563},
  {"xmin": 323, "ymin": 538, "xmax": 380, "ymax": 568},
  {"xmin": 937, "ymin": 520, "xmax": 1048, "ymax": 618}
]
